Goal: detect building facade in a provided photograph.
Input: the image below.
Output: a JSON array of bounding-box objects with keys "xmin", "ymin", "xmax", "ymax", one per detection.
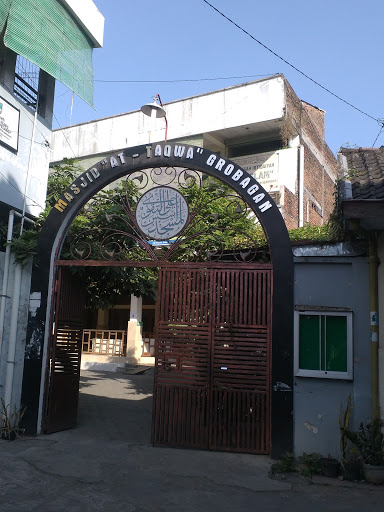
[
  {"xmin": 51, "ymin": 75, "xmax": 337, "ymax": 231},
  {"xmin": 338, "ymin": 146, "xmax": 384, "ymax": 425},
  {"xmin": 0, "ymin": 0, "xmax": 104, "ymax": 424}
]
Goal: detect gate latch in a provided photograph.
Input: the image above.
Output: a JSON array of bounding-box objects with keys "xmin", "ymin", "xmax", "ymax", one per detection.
[{"xmin": 273, "ymin": 381, "xmax": 292, "ymax": 392}]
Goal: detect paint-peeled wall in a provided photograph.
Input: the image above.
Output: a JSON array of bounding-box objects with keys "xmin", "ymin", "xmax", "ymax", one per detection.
[
  {"xmin": 293, "ymin": 247, "xmax": 371, "ymax": 457},
  {"xmin": 0, "ymin": 252, "xmax": 33, "ymax": 412},
  {"xmin": 50, "ymin": 76, "xmax": 286, "ymax": 163}
]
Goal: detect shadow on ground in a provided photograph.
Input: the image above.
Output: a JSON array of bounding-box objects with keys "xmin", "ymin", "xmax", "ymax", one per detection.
[{"xmin": 77, "ymin": 369, "xmax": 154, "ymax": 444}]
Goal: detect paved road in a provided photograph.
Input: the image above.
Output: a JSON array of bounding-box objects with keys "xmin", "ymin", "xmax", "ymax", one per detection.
[{"xmin": 0, "ymin": 369, "xmax": 383, "ymax": 511}]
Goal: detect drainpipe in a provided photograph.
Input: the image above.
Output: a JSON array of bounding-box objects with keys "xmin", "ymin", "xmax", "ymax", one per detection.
[
  {"xmin": 0, "ymin": 210, "xmax": 16, "ymax": 359},
  {"xmin": 369, "ymin": 235, "xmax": 379, "ymax": 418},
  {"xmin": 20, "ymin": 104, "xmax": 38, "ymax": 234},
  {"xmin": 3, "ymin": 262, "xmax": 23, "ymax": 408},
  {"xmin": 298, "ymin": 145, "xmax": 304, "ymax": 227}
]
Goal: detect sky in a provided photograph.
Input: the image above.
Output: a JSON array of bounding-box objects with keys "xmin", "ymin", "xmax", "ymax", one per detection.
[{"xmin": 53, "ymin": 0, "xmax": 384, "ymax": 157}]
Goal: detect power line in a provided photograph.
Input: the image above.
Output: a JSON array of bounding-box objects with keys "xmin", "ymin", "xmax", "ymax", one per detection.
[
  {"xmin": 52, "ymin": 110, "xmax": 76, "ymax": 158},
  {"xmin": 372, "ymin": 120, "xmax": 384, "ymax": 147},
  {"xmin": 202, "ymin": 0, "xmax": 381, "ymax": 124},
  {"xmin": 18, "ymin": 133, "xmax": 50, "ymax": 147},
  {"xmin": 0, "ymin": 170, "xmax": 44, "ymax": 209},
  {"xmin": 93, "ymin": 74, "xmax": 276, "ymax": 83}
]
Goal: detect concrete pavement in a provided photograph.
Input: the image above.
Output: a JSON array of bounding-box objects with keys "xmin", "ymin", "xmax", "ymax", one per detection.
[{"xmin": 0, "ymin": 369, "xmax": 383, "ymax": 511}]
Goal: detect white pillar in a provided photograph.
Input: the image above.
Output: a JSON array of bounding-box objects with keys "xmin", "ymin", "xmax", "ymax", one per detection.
[
  {"xmin": 126, "ymin": 295, "xmax": 143, "ymax": 363},
  {"xmin": 130, "ymin": 295, "xmax": 142, "ymax": 323}
]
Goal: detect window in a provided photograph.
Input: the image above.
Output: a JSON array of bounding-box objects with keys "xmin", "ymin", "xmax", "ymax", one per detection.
[
  {"xmin": 14, "ymin": 56, "xmax": 39, "ymax": 111},
  {"xmin": 228, "ymin": 139, "xmax": 284, "ymax": 158},
  {"xmin": 294, "ymin": 309, "xmax": 353, "ymax": 380}
]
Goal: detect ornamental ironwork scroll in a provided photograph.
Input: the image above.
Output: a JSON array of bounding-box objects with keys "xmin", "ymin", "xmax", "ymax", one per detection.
[{"xmin": 66, "ymin": 166, "xmax": 269, "ymax": 263}]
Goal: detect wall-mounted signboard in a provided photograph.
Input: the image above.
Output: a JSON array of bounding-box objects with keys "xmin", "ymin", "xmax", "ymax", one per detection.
[
  {"xmin": 0, "ymin": 96, "xmax": 20, "ymax": 153},
  {"xmin": 232, "ymin": 151, "xmax": 279, "ymax": 192}
]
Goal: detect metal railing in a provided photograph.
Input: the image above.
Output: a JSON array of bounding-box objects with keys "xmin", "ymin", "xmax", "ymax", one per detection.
[{"xmin": 82, "ymin": 329, "xmax": 127, "ymax": 356}]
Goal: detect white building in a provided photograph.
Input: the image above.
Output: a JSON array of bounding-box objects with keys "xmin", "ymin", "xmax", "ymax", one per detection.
[{"xmin": 51, "ymin": 75, "xmax": 337, "ymax": 231}]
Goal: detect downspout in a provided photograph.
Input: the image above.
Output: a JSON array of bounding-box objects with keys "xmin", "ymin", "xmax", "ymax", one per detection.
[
  {"xmin": 20, "ymin": 102, "xmax": 38, "ymax": 233},
  {"xmin": 369, "ymin": 235, "xmax": 380, "ymax": 418},
  {"xmin": 298, "ymin": 145, "xmax": 304, "ymax": 227},
  {"xmin": 3, "ymin": 262, "xmax": 23, "ymax": 407},
  {"xmin": 0, "ymin": 210, "xmax": 16, "ymax": 360}
]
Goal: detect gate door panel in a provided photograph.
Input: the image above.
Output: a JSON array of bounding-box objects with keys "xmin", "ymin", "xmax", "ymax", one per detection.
[
  {"xmin": 152, "ymin": 268, "xmax": 211, "ymax": 448},
  {"xmin": 210, "ymin": 269, "xmax": 271, "ymax": 453},
  {"xmin": 152, "ymin": 264, "xmax": 272, "ymax": 454},
  {"xmin": 45, "ymin": 267, "xmax": 85, "ymax": 433}
]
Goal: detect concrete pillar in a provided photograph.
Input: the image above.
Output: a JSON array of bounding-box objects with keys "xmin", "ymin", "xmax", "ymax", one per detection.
[
  {"xmin": 130, "ymin": 295, "xmax": 142, "ymax": 324},
  {"xmin": 37, "ymin": 70, "xmax": 55, "ymax": 126},
  {"xmin": 0, "ymin": 44, "xmax": 16, "ymax": 91},
  {"xmin": 126, "ymin": 295, "xmax": 143, "ymax": 363}
]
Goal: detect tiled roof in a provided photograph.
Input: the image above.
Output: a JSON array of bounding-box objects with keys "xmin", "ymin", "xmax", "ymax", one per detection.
[{"xmin": 339, "ymin": 147, "xmax": 384, "ymax": 199}]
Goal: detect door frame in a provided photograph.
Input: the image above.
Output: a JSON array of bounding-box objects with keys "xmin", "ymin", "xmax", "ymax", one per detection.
[{"xmin": 21, "ymin": 143, "xmax": 293, "ymax": 458}]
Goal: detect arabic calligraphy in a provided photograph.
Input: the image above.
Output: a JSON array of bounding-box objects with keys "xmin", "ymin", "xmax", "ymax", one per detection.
[{"xmin": 136, "ymin": 187, "xmax": 188, "ymax": 240}]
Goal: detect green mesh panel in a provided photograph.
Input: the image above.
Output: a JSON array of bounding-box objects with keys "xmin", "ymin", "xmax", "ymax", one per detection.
[
  {"xmin": 0, "ymin": 0, "xmax": 12, "ymax": 33},
  {"xmin": 4, "ymin": 0, "xmax": 94, "ymax": 106}
]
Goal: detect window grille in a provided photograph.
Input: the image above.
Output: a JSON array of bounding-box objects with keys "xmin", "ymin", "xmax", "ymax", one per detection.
[{"xmin": 13, "ymin": 55, "xmax": 39, "ymax": 110}]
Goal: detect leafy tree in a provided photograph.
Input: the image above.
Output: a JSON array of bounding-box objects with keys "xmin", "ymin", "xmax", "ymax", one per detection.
[
  {"xmin": 8, "ymin": 158, "xmax": 346, "ymax": 309},
  {"xmin": 10, "ymin": 159, "xmax": 158, "ymax": 309}
]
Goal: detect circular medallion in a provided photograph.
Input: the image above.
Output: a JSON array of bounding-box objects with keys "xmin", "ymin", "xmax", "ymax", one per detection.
[{"xmin": 135, "ymin": 186, "xmax": 189, "ymax": 240}]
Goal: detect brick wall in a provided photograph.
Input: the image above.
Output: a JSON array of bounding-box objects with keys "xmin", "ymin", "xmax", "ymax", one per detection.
[
  {"xmin": 280, "ymin": 186, "xmax": 299, "ymax": 230},
  {"xmin": 302, "ymin": 102, "xmax": 325, "ymax": 141},
  {"xmin": 300, "ymin": 103, "xmax": 337, "ymax": 178},
  {"xmin": 283, "ymin": 78, "xmax": 337, "ymax": 227},
  {"xmin": 303, "ymin": 141, "xmax": 336, "ymax": 225}
]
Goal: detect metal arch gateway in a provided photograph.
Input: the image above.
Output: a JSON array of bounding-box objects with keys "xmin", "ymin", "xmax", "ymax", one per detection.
[{"xmin": 21, "ymin": 143, "xmax": 293, "ymax": 458}]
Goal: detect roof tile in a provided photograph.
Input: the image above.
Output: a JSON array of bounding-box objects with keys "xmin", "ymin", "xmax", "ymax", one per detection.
[{"xmin": 339, "ymin": 147, "xmax": 384, "ymax": 199}]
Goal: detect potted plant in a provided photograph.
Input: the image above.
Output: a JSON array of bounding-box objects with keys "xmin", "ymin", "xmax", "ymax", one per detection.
[
  {"xmin": 320, "ymin": 455, "xmax": 340, "ymax": 478},
  {"xmin": 342, "ymin": 418, "xmax": 384, "ymax": 484},
  {"xmin": 0, "ymin": 399, "xmax": 26, "ymax": 441}
]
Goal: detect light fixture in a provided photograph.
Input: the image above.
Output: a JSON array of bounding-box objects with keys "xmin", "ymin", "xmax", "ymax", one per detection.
[
  {"xmin": 141, "ymin": 94, "xmax": 168, "ymax": 142},
  {"xmin": 141, "ymin": 99, "xmax": 166, "ymax": 119}
]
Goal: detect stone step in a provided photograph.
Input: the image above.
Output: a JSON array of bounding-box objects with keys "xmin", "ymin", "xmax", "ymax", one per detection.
[{"xmin": 120, "ymin": 365, "xmax": 153, "ymax": 375}]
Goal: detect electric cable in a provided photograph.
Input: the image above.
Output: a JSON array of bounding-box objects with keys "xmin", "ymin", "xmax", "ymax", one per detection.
[
  {"xmin": 93, "ymin": 74, "xmax": 276, "ymax": 83},
  {"xmin": 0, "ymin": 170, "xmax": 44, "ymax": 209},
  {"xmin": 372, "ymin": 120, "xmax": 384, "ymax": 147},
  {"xmin": 201, "ymin": 0, "xmax": 381, "ymax": 124}
]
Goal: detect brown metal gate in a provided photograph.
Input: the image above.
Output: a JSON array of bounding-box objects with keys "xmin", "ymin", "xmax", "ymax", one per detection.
[
  {"xmin": 45, "ymin": 267, "xmax": 85, "ymax": 433},
  {"xmin": 152, "ymin": 264, "xmax": 272, "ymax": 454}
]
